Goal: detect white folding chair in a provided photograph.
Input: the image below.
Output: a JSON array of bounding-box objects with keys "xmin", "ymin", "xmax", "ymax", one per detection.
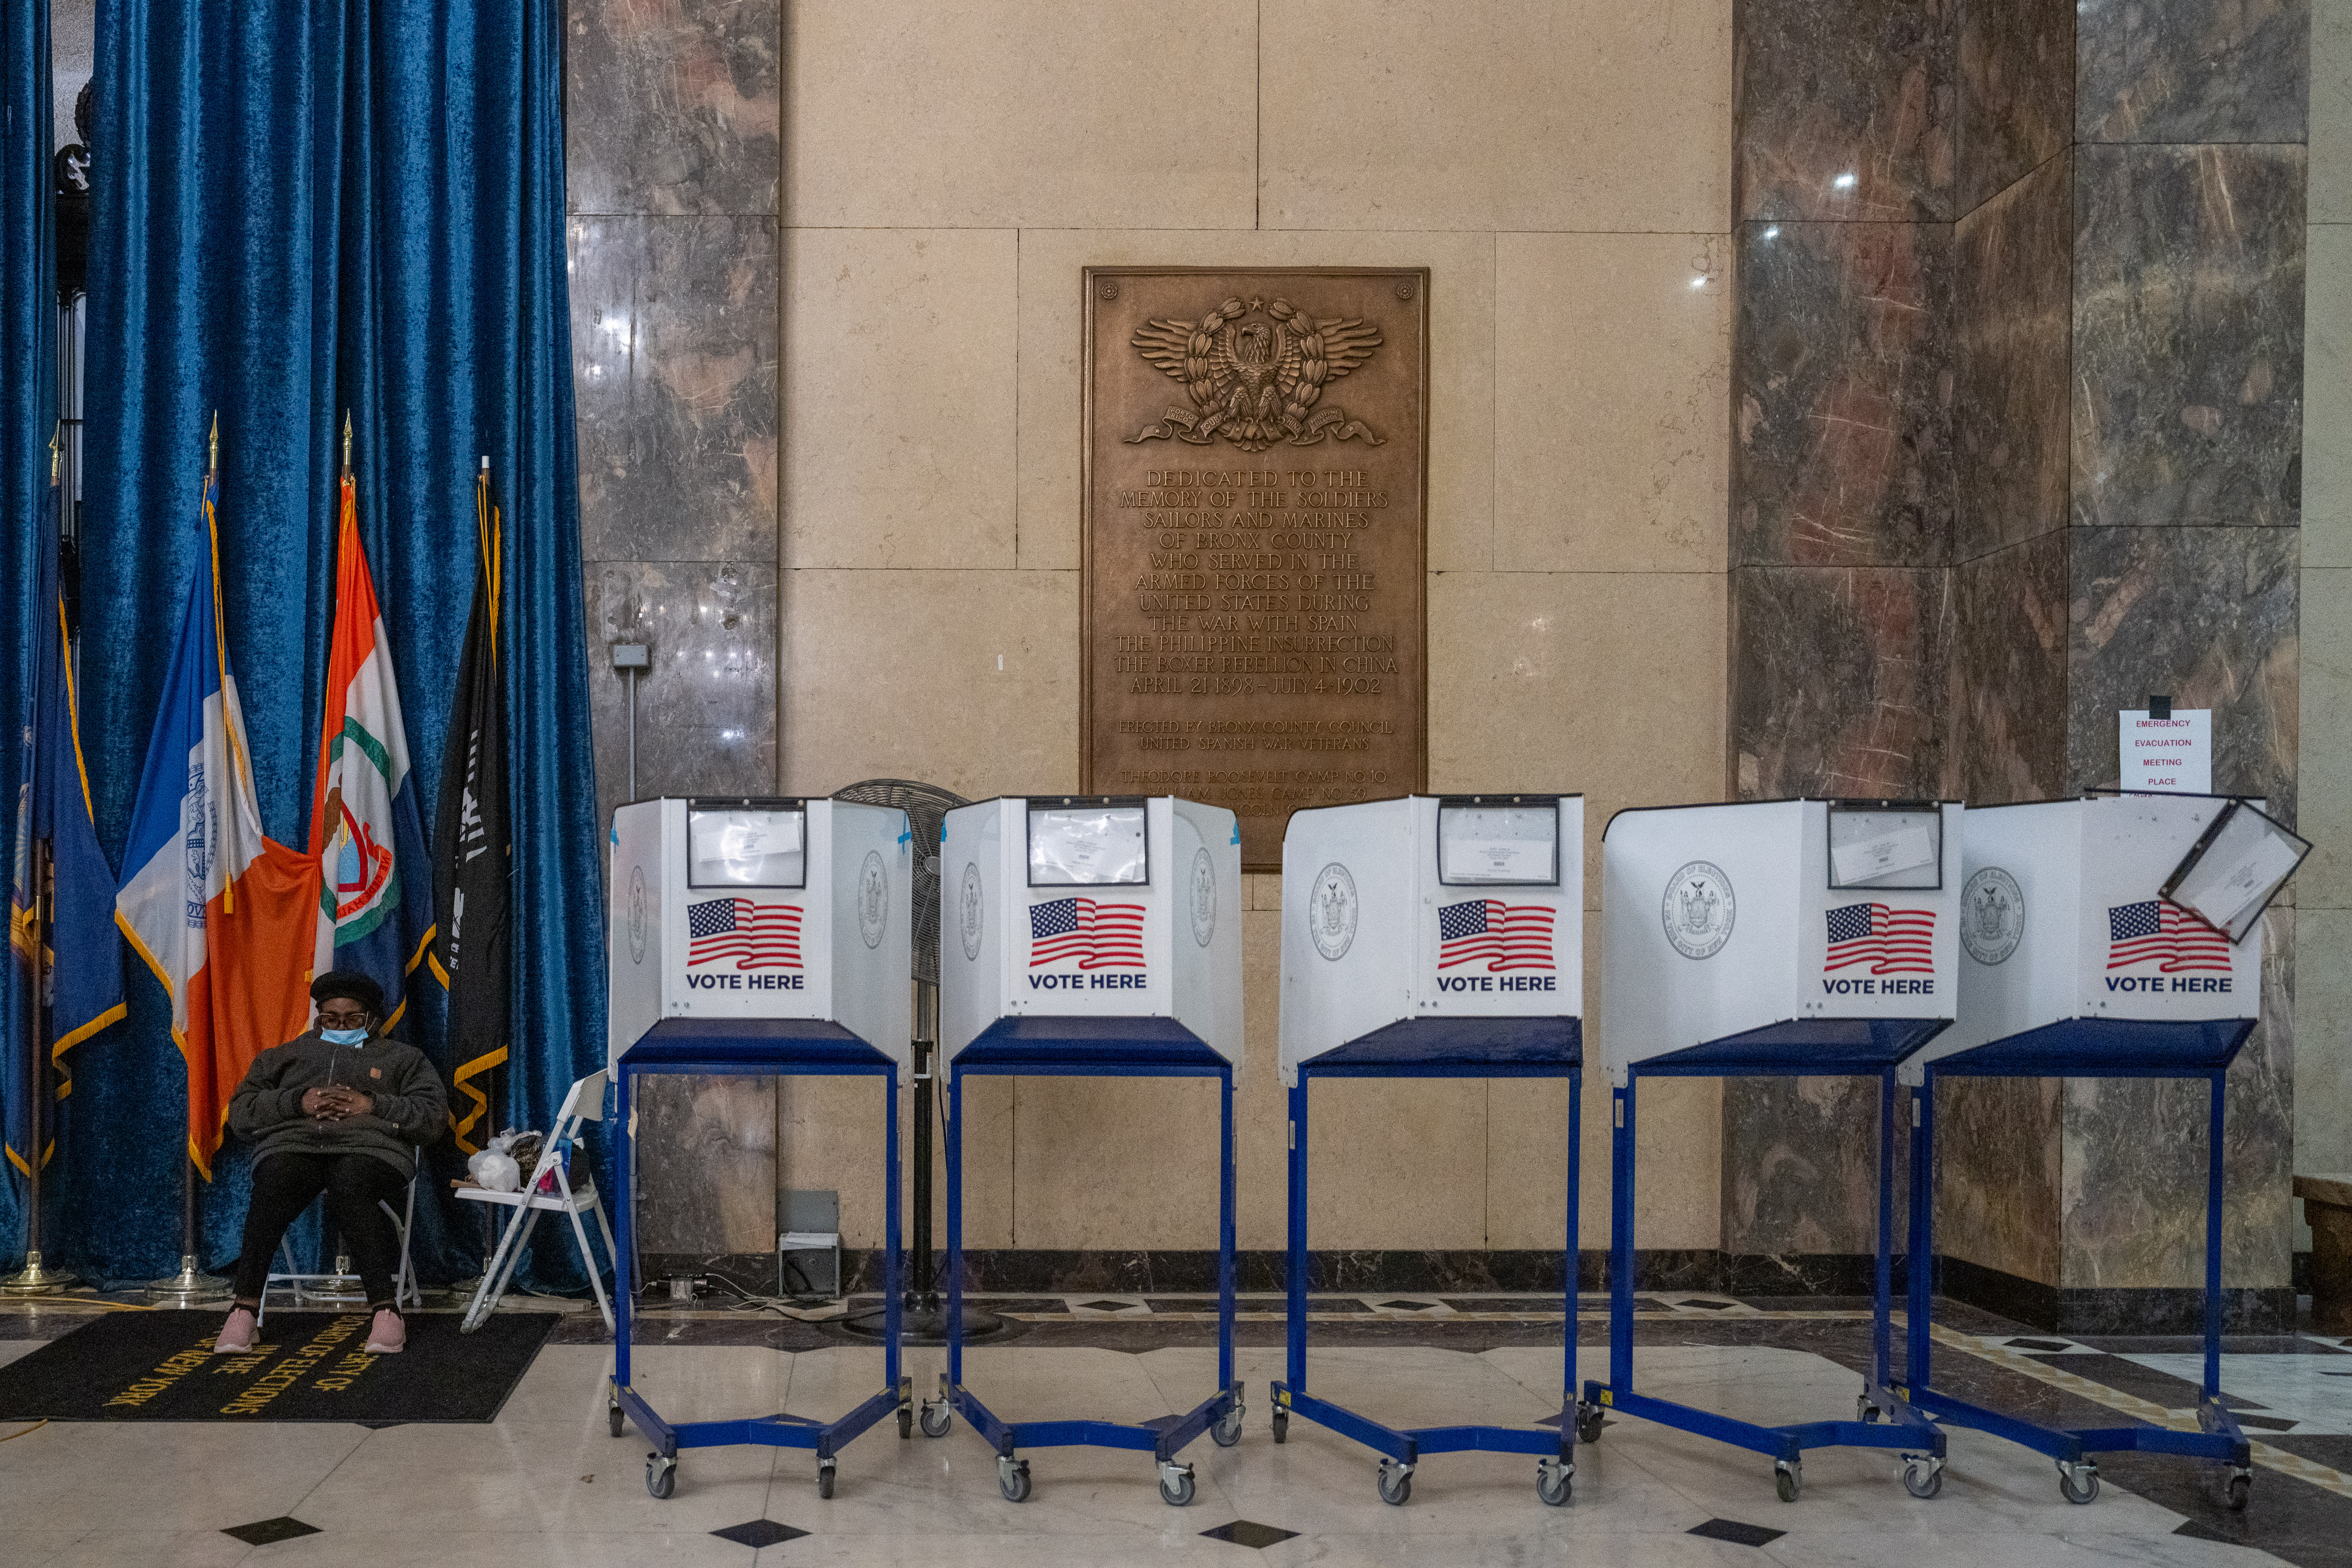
[
  {"xmin": 257, "ymin": 1148, "xmax": 425, "ymax": 1324},
  {"xmin": 457, "ymin": 1071, "xmax": 618, "ymax": 1334}
]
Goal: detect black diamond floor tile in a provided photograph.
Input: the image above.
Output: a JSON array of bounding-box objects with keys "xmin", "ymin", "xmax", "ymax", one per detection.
[
  {"xmin": 1375, "ymin": 1299, "xmax": 1435, "ymax": 1312},
  {"xmin": 222, "ymin": 1518, "xmax": 321, "ymax": 1546},
  {"xmin": 1201, "ymin": 1519, "xmax": 1300, "ymax": 1549},
  {"xmin": 2006, "ymin": 1337, "xmax": 2076, "ymax": 1352},
  {"xmin": 1073, "ymin": 1299, "xmax": 1142, "ymax": 1313},
  {"xmin": 1688, "ymin": 1518, "xmax": 1785, "ymax": 1547},
  {"xmin": 1678, "ymin": 1299, "xmax": 1738, "ymax": 1311},
  {"xmin": 711, "ymin": 1519, "xmax": 810, "ymax": 1548}
]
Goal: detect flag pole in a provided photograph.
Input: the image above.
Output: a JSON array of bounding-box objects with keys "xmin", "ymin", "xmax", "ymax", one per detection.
[
  {"xmin": 6, "ymin": 434, "xmax": 81, "ymax": 1297},
  {"xmin": 146, "ymin": 416, "xmax": 230, "ymax": 1306}
]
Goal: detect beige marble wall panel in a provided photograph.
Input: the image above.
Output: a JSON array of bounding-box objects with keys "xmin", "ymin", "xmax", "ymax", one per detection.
[
  {"xmin": 784, "ymin": 0, "xmax": 1256, "ymax": 230},
  {"xmin": 2309, "ymin": 226, "xmax": 2352, "ymax": 569},
  {"xmin": 2316, "ymin": 0, "xmax": 2352, "ymax": 225},
  {"xmin": 2301, "ymin": 567, "xmax": 2352, "ymax": 909},
  {"xmin": 784, "ymin": 230, "xmax": 1018, "ymax": 569},
  {"xmin": 1260, "ymin": 0, "xmax": 1733, "ymax": 234},
  {"xmin": 1494, "ymin": 233, "xmax": 1732, "ymax": 574},
  {"xmin": 1013, "ymin": 228, "xmax": 1497, "ymax": 573},
  {"xmin": 1480, "ymin": 939, "xmax": 1722, "ymax": 1251},
  {"xmin": 774, "ymin": 1069, "xmax": 1016, "ymax": 1252},
  {"xmin": 779, "ymin": 568, "xmax": 1078, "ymax": 799},
  {"xmin": 1237, "ymin": 909, "xmax": 1287, "ymax": 1250},
  {"xmin": 2296, "ymin": 908, "xmax": 2352, "ymax": 1189},
  {"xmin": 1010, "ymin": 1076, "xmax": 1229, "ymax": 1250},
  {"xmin": 1302, "ymin": 1078, "xmax": 1491, "ymax": 1250},
  {"xmin": 1427, "ymin": 570, "xmax": 1730, "ymax": 909}
]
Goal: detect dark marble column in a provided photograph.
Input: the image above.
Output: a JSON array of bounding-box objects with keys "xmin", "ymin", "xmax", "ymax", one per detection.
[
  {"xmin": 569, "ymin": 1, "xmax": 783, "ymax": 1260},
  {"xmin": 1730, "ymin": 0, "xmax": 2305, "ymax": 1327}
]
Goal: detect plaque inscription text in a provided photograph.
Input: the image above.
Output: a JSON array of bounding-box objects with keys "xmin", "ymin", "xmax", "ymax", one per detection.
[{"xmin": 1082, "ymin": 269, "xmax": 1429, "ymax": 871}]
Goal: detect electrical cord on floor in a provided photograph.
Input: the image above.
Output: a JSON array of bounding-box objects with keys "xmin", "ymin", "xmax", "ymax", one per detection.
[
  {"xmin": 703, "ymin": 1274, "xmax": 795, "ymax": 1317},
  {"xmin": 0, "ymin": 1420, "xmax": 48, "ymax": 1442}
]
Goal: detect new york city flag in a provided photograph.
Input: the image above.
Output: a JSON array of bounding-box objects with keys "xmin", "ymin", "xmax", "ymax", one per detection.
[
  {"xmin": 7, "ymin": 478, "xmax": 126, "ymax": 1179},
  {"xmin": 309, "ymin": 470, "xmax": 433, "ymax": 1032},
  {"xmin": 116, "ymin": 469, "xmax": 320, "ymax": 1176}
]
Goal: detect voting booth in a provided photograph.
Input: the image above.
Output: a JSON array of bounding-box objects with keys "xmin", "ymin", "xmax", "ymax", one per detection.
[
  {"xmin": 1585, "ymin": 799, "xmax": 1963, "ymax": 1503},
  {"xmin": 1270, "ymin": 796, "xmax": 1585, "ymax": 1506},
  {"xmin": 929, "ymin": 797, "xmax": 1244, "ymax": 1507},
  {"xmin": 1893, "ymin": 793, "xmax": 2305, "ymax": 1512},
  {"xmin": 604, "ymin": 796, "xmax": 914, "ymax": 1503}
]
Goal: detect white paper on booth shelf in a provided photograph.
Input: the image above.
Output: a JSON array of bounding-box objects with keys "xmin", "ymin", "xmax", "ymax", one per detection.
[
  {"xmin": 1027, "ymin": 803, "xmax": 1148, "ymax": 886},
  {"xmin": 1438, "ymin": 803, "xmax": 1558, "ymax": 883},
  {"xmin": 2167, "ymin": 804, "xmax": 2306, "ymax": 940},
  {"xmin": 689, "ymin": 806, "xmax": 805, "ymax": 887},
  {"xmin": 1832, "ymin": 823, "xmax": 1938, "ymax": 887}
]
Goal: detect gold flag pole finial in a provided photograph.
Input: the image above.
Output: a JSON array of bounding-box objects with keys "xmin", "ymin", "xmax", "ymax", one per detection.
[
  {"xmin": 208, "ymin": 411, "xmax": 219, "ymax": 476},
  {"xmin": 342, "ymin": 411, "xmax": 353, "ymax": 478},
  {"xmin": 48, "ymin": 421, "xmax": 62, "ymax": 485}
]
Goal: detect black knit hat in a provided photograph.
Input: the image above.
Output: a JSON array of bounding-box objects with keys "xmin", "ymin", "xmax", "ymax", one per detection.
[{"xmin": 310, "ymin": 970, "xmax": 385, "ymax": 1018}]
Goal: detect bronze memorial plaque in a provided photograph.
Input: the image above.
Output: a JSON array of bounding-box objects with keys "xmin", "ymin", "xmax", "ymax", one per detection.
[{"xmin": 1081, "ymin": 267, "xmax": 1429, "ymax": 871}]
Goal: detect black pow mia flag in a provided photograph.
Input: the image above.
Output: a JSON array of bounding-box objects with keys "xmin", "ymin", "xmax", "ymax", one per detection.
[{"xmin": 434, "ymin": 462, "xmax": 511, "ymax": 1154}]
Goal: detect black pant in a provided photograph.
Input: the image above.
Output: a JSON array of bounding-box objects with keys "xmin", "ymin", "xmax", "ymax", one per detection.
[{"xmin": 231, "ymin": 1152, "xmax": 408, "ymax": 1307}]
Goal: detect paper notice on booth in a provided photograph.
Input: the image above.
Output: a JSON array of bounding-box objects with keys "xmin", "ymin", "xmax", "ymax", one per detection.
[
  {"xmin": 2169, "ymin": 807, "xmax": 2306, "ymax": 939},
  {"xmin": 2120, "ymin": 710, "xmax": 2211, "ymax": 794},
  {"xmin": 1831, "ymin": 824, "xmax": 1939, "ymax": 887}
]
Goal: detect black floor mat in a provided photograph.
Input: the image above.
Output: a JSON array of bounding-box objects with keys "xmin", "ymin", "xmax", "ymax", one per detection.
[{"xmin": 0, "ymin": 1310, "xmax": 556, "ymax": 1422}]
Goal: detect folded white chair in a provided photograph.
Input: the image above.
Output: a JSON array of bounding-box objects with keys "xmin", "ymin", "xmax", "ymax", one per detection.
[{"xmin": 456, "ymin": 1071, "xmax": 618, "ymax": 1334}]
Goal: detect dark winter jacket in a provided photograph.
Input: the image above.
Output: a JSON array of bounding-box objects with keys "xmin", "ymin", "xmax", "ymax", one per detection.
[{"xmin": 226, "ymin": 1030, "xmax": 448, "ymax": 1179}]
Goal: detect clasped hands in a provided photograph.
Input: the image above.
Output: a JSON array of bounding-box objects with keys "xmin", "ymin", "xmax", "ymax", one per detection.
[{"xmin": 300, "ymin": 1085, "xmax": 374, "ymax": 1122}]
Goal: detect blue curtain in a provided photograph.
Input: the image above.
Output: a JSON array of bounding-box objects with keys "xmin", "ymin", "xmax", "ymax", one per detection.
[
  {"xmin": 0, "ymin": 0, "xmax": 57, "ymax": 1270},
  {"xmin": 71, "ymin": 0, "xmax": 605, "ymax": 1290}
]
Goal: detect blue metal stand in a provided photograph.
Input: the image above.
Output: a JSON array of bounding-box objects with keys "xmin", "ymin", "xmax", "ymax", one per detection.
[
  {"xmin": 1900, "ymin": 1018, "xmax": 2259, "ymax": 1510},
  {"xmin": 1268, "ymin": 1017, "xmax": 1583, "ymax": 1507},
  {"xmin": 937, "ymin": 1017, "xmax": 1240, "ymax": 1506},
  {"xmin": 608, "ymin": 1019, "xmax": 906, "ymax": 1502},
  {"xmin": 1581, "ymin": 1019, "xmax": 1952, "ymax": 1504}
]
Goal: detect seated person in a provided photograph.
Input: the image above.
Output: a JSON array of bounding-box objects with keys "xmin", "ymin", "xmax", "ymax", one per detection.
[{"xmin": 213, "ymin": 971, "xmax": 448, "ymax": 1356}]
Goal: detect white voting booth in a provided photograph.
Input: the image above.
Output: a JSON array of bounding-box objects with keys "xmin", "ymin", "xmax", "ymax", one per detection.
[
  {"xmin": 939, "ymin": 796, "xmax": 1241, "ymax": 1066},
  {"xmin": 1271, "ymin": 795, "xmax": 1588, "ymax": 1508},
  {"xmin": 1908, "ymin": 792, "xmax": 2289, "ymax": 1079},
  {"xmin": 1280, "ymin": 795, "xmax": 1583, "ymax": 1083},
  {"xmin": 607, "ymin": 796, "xmax": 913, "ymax": 1074},
  {"xmin": 603, "ymin": 796, "xmax": 916, "ymax": 1503},
  {"xmin": 1585, "ymin": 798, "xmax": 1965, "ymax": 1504},
  {"xmin": 1601, "ymin": 799, "xmax": 1962, "ymax": 1082},
  {"xmin": 931, "ymin": 796, "xmax": 1246, "ymax": 1508},
  {"xmin": 1891, "ymin": 792, "xmax": 2305, "ymax": 1509}
]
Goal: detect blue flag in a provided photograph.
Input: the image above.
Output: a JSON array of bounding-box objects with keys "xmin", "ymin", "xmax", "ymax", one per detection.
[{"xmin": 7, "ymin": 478, "xmax": 126, "ymax": 1181}]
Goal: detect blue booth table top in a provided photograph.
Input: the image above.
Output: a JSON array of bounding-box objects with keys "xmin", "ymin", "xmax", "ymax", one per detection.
[
  {"xmin": 1636, "ymin": 1017, "xmax": 1948, "ymax": 1077},
  {"xmin": 1300, "ymin": 1015, "xmax": 1582, "ymax": 1077},
  {"xmin": 616, "ymin": 1017, "xmax": 897, "ymax": 1075},
  {"xmin": 1929, "ymin": 1017, "xmax": 2256, "ymax": 1078},
  {"xmin": 953, "ymin": 1015, "xmax": 1227, "ymax": 1075}
]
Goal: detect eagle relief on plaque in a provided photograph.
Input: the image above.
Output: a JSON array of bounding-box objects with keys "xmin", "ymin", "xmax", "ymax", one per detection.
[{"xmin": 1081, "ymin": 269, "xmax": 1429, "ymax": 872}]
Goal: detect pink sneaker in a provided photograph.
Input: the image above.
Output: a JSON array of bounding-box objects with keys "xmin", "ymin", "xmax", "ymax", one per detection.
[
  {"xmin": 364, "ymin": 1308, "xmax": 406, "ymax": 1354},
  {"xmin": 213, "ymin": 1306, "xmax": 258, "ymax": 1354}
]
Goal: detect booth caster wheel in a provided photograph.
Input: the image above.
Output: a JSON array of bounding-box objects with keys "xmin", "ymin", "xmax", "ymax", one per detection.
[
  {"xmin": 1159, "ymin": 1461, "xmax": 1197, "ymax": 1507},
  {"xmin": 898, "ymin": 1404, "xmax": 914, "ymax": 1440},
  {"xmin": 1537, "ymin": 1458, "xmax": 1573, "ymax": 1506},
  {"xmin": 645, "ymin": 1454, "xmax": 676, "ymax": 1500},
  {"xmin": 1901, "ymin": 1455, "xmax": 1943, "ymax": 1499},
  {"xmin": 1377, "ymin": 1461, "xmax": 1414, "ymax": 1506},
  {"xmin": 1212, "ymin": 1404, "xmax": 1244, "ymax": 1448},
  {"xmin": 817, "ymin": 1458, "xmax": 837, "ymax": 1500},
  {"xmin": 1271, "ymin": 1410, "xmax": 1288, "ymax": 1445},
  {"xmin": 2227, "ymin": 1468, "xmax": 2252, "ymax": 1512},
  {"xmin": 608, "ymin": 1403, "xmax": 625, "ymax": 1439},
  {"xmin": 1774, "ymin": 1460, "xmax": 1802, "ymax": 1504},
  {"xmin": 2058, "ymin": 1462, "xmax": 2099, "ymax": 1505},
  {"xmin": 919, "ymin": 1400, "xmax": 952, "ymax": 1439},
  {"xmin": 997, "ymin": 1456, "xmax": 1031, "ymax": 1504},
  {"xmin": 1576, "ymin": 1405, "xmax": 1606, "ymax": 1445}
]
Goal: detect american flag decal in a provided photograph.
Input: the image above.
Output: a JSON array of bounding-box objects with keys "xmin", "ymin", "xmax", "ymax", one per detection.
[
  {"xmin": 1824, "ymin": 903, "xmax": 1936, "ymax": 975},
  {"xmin": 687, "ymin": 898, "xmax": 803, "ymax": 970},
  {"xmin": 2107, "ymin": 900, "xmax": 2231, "ymax": 973},
  {"xmin": 1437, "ymin": 899, "xmax": 1556, "ymax": 971},
  {"xmin": 1029, "ymin": 897, "xmax": 1147, "ymax": 969}
]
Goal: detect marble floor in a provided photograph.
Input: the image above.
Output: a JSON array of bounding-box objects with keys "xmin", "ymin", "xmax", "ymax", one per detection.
[{"xmin": 2, "ymin": 1298, "xmax": 2349, "ymax": 1567}]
